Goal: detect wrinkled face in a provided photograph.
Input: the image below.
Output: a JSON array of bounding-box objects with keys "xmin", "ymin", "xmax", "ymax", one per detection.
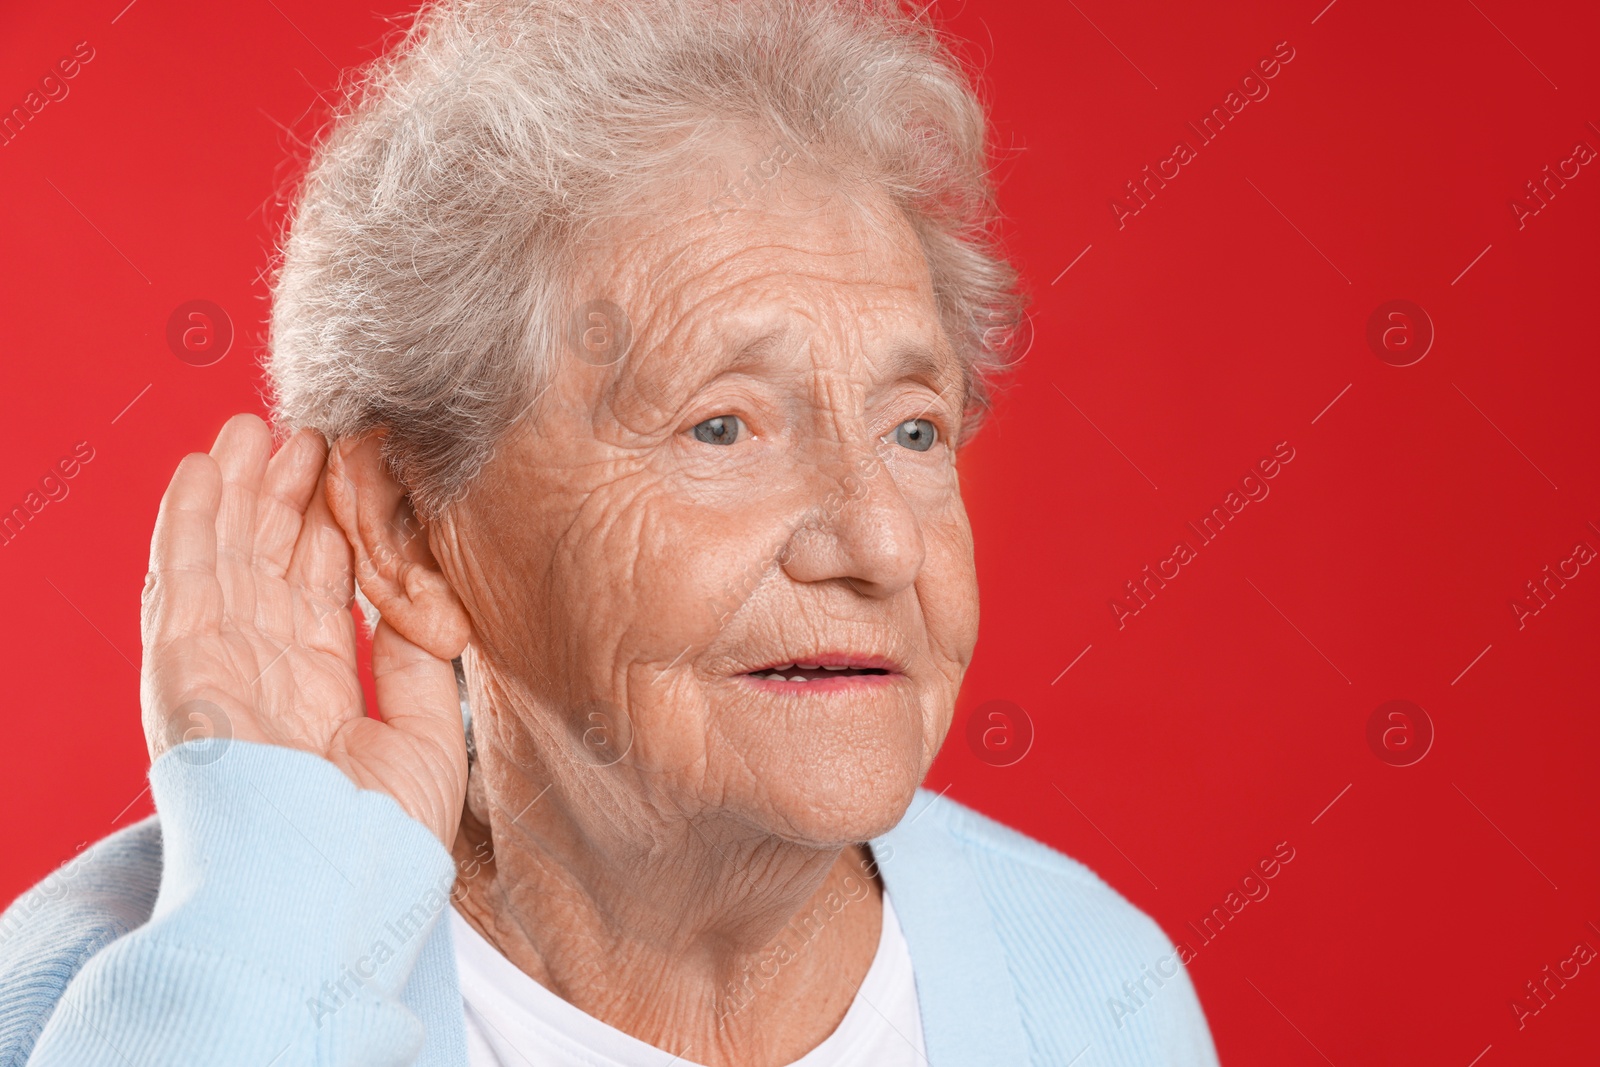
[{"xmin": 447, "ymin": 170, "xmax": 979, "ymax": 845}]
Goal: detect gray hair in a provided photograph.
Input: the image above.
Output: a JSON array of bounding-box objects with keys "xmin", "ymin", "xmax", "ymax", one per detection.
[{"xmin": 266, "ymin": 0, "xmax": 1027, "ymax": 520}]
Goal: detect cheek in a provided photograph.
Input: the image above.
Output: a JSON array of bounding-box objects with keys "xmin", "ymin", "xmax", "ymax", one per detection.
[
  {"xmin": 536, "ymin": 458, "xmax": 791, "ymax": 695},
  {"xmin": 905, "ymin": 506, "xmax": 976, "ymax": 763},
  {"xmin": 901, "ymin": 463, "xmax": 979, "ymax": 656},
  {"xmin": 919, "ymin": 501, "xmax": 979, "ymax": 672},
  {"xmin": 563, "ymin": 479, "xmax": 800, "ymax": 772}
]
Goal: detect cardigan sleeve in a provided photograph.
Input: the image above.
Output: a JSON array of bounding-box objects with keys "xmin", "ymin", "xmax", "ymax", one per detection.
[{"xmin": 23, "ymin": 740, "xmax": 466, "ymax": 1067}]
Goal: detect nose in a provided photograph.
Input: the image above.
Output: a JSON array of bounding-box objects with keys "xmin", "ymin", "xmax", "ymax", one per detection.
[{"xmin": 777, "ymin": 443, "xmax": 925, "ymax": 599}]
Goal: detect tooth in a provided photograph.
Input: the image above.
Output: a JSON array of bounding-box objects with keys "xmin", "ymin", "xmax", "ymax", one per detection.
[
  {"xmin": 798, "ymin": 663, "xmax": 819, "ymax": 670},
  {"xmin": 823, "ymin": 665, "xmax": 846, "ymax": 671},
  {"xmin": 788, "ymin": 676, "xmax": 807, "ymax": 683},
  {"xmin": 762, "ymin": 673, "xmax": 785, "ymax": 681}
]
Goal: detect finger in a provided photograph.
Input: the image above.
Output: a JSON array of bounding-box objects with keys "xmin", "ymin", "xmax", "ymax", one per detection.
[
  {"xmin": 371, "ymin": 619, "xmax": 460, "ymax": 716},
  {"xmin": 209, "ymin": 413, "xmax": 273, "ymax": 566},
  {"xmin": 143, "ymin": 452, "xmax": 224, "ymax": 644},
  {"xmin": 370, "ymin": 618, "xmax": 464, "ymax": 743},
  {"xmin": 286, "ymin": 465, "xmax": 354, "ymax": 618},
  {"xmin": 255, "ymin": 428, "xmax": 329, "ymax": 579},
  {"xmin": 367, "ymin": 619, "xmax": 468, "ymax": 846}
]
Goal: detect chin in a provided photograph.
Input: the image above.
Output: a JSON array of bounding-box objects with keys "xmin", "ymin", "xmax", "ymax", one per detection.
[{"xmin": 729, "ymin": 735, "xmax": 932, "ymax": 848}]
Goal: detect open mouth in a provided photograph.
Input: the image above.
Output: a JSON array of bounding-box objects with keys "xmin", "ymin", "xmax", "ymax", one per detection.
[
  {"xmin": 743, "ymin": 663, "xmax": 892, "ymax": 682},
  {"xmin": 737, "ymin": 653, "xmax": 902, "ymax": 689}
]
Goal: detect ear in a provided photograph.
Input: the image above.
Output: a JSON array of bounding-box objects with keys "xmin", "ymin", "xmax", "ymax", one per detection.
[{"xmin": 324, "ymin": 433, "xmax": 473, "ymax": 660}]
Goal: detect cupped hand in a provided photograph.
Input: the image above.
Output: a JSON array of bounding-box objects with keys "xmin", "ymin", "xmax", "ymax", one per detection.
[{"xmin": 139, "ymin": 413, "xmax": 468, "ymax": 847}]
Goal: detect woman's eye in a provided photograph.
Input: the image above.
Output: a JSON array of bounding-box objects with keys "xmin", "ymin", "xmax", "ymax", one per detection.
[
  {"xmin": 691, "ymin": 415, "xmax": 744, "ymax": 446},
  {"xmin": 890, "ymin": 418, "xmax": 937, "ymax": 452}
]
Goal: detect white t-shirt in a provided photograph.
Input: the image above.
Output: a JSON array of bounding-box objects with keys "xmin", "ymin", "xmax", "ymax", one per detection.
[{"xmin": 452, "ymin": 891, "xmax": 927, "ymax": 1066}]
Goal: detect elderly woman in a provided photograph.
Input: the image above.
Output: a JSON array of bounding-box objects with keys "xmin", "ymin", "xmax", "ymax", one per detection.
[{"xmin": 1, "ymin": 1, "xmax": 1218, "ymax": 1064}]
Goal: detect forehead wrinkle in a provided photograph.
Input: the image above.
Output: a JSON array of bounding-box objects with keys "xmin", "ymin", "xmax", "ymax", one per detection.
[
  {"xmin": 619, "ymin": 185, "xmax": 901, "ymax": 311},
  {"xmin": 608, "ymin": 256, "xmax": 922, "ymax": 421},
  {"xmin": 592, "ymin": 187, "xmax": 946, "ymax": 426},
  {"xmin": 627, "ymin": 184, "xmax": 924, "ymax": 333},
  {"xmin": 651, "ymin": 235, "xmax": 916, "ymax": 341}
]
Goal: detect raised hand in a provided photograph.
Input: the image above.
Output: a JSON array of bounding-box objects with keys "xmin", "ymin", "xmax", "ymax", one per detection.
[{"xmin": 139, "ymin": 413, "xmax": 468, "ymax": 846}]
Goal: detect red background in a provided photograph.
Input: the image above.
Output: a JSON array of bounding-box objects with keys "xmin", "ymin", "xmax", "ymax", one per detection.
[{"xmin": 3, "ymin": 0, "xmax": 1597, "ymax": 1062}]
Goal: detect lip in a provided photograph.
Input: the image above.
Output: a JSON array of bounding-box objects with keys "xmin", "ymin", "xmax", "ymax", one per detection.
[
  {"xmin": 734, "ymin": 651, "xmax": 907, "ymax": 692},
  {"xmin": 736, "ymin": 670, "xmax": 902, "ymax": 693},
  {"xmin": 742, "ymin": 652, "xmax": 904, "ymax": 674}
]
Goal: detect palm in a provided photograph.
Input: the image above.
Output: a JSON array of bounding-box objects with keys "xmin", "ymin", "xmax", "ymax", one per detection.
[{"xmin": 140, "ymin": 415, "xmax": 466, "ymax": 845}]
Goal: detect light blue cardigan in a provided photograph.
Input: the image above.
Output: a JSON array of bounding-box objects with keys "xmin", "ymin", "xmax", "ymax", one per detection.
[{"xmin": 0, "ymin": 742, "xmax": 1219, "ymax": 1065}]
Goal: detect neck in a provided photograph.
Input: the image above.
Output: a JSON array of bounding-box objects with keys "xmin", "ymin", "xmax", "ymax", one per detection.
[{"xmin": 450, "ymin": 723, "xmax": 885, "ymax": 1067}]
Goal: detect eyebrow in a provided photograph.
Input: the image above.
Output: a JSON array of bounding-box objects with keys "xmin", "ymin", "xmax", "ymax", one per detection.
[{"xmin": 873, "ymin": 342, "xmax": 964, "ymax": 393}]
